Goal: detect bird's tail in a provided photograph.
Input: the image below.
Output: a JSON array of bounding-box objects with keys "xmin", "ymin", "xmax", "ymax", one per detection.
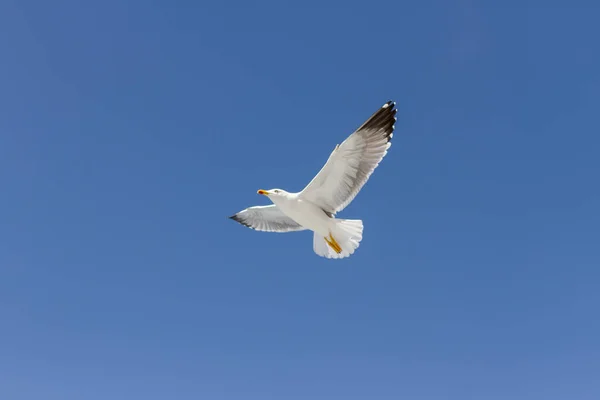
[{"xmin": 313, "ymin": 219, "xmax": 363, "ymax": 259}]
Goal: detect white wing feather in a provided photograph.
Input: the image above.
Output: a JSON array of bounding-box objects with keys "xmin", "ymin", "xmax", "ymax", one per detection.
[
  {"xmin": 300, "ymin": 101, "xmax": 396, "ymax": 214},
  {"xmin": 229, "ymin": 205, "xmax": 306, "ymax": 233}
]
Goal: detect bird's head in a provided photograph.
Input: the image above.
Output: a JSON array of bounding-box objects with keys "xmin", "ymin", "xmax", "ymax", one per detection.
[{"xmin": 257, "ymin": 188, "xmax": 287, "ymax": 198}]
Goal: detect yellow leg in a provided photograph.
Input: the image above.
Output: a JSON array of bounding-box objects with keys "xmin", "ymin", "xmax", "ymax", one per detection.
[{"xmin": 324, "ymin": 233, "xmax": 342, "ymax": 254}]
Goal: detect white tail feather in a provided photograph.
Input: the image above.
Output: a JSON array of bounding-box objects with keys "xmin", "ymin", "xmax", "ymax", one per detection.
[{"xmin": 313, "ymin": 219, "xmax": 364, "ymax": 259}]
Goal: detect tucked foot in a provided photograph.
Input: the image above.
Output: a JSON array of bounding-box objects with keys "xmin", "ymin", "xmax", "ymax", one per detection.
[{"xmin": 324, "ymin": 233, "xmax": 342, "ymax": 254}]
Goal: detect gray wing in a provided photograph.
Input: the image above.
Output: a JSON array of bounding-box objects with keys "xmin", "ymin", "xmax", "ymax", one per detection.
[
  {"xmin": 229, "ymin": 205, "xmax": 306, "ymax": 233},
  {"xmin": 299, "ymin": 101, "xmax": 396, "ymax": 215}
]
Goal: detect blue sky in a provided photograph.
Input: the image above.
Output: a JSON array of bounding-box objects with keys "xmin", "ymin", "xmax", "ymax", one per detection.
[{"xmin": 1, "ymin": 1, "xmax": 599, "ymax": 399}]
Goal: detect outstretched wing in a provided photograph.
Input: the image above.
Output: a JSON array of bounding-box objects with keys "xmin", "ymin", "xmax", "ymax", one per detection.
[
  {"xmin": 229, "ymin": 205, "xmax": 306, "ymax": 233},
  {"xmin": 299, "ymin": 101, "xmax": 396, "ymax": 214}
]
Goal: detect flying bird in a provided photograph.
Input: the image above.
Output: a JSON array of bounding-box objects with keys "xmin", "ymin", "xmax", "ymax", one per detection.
[{"xmin": 229, "ymin": 101, "xmax": 397, "ymax": 259}]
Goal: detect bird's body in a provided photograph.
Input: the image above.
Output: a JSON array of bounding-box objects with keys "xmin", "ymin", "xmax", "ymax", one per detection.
[
  {"xmin": 269, "ymin": 192, "xmax": 330, "ymax": 237},
  {"xmin": 230, "ymin": 101, "xmax": 397, "ymax": 259}
]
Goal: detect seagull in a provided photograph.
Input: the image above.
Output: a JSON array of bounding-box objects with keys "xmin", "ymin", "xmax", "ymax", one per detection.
[{"xmin": 229, "ymin": 101, "xmax": 397, "ymax": 259}]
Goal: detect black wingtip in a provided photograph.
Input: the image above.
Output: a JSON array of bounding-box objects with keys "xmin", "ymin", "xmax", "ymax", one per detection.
[
  {"xmin": 357, "ymin": 100, "xmax": 397, "ymax": 141},
  {"xmin": 229, "ymin": 213, "xmax": 253, "ymax": 229}
]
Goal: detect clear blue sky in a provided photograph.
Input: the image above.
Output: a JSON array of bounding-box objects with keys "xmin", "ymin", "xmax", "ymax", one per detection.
[{"xmin": 1, "ymin": 1, "xmax": 599, "ymax": 399}]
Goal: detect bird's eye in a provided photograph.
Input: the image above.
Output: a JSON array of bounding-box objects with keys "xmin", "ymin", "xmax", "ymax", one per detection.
[{"xmin": 274, "ymin": 190, "xmax": 279, "ymax": 193}]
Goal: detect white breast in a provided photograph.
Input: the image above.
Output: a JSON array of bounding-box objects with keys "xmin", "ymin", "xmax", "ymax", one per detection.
[{"xmin": 272, "ymin": 195, "xmax": 331, "ymax": 236}]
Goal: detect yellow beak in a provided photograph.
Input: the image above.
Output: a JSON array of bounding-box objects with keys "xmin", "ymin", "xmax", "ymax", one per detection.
[{"xmin": 257, "ymin": 189, "xmax": 269, "ymax": 196}]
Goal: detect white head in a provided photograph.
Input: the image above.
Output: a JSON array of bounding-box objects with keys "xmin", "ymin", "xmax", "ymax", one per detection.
[{"xmin": 257, "ymin": 188, "xmax": 289, "ymax": 198}]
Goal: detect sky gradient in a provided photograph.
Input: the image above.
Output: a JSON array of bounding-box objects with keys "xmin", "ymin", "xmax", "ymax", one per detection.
[{"xmin": 1, "ymin": 1, "xmax": 599, "ymax": 399}]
